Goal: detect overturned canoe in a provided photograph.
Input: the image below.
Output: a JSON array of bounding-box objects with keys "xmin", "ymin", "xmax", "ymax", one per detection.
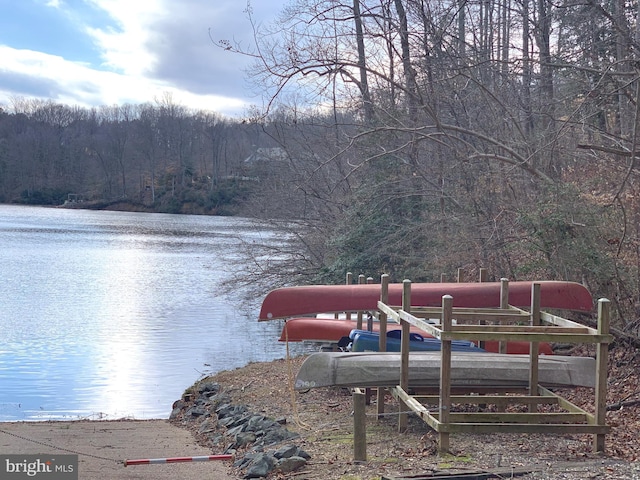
[
  {"xmin": 260, "ymin": 281, "xmax": 593, "ymax": 320},
  {"xmin": 294, "ymin": 351, "xmax": 596, "ymax": 390},
  {"xmin": 278, "ymin": 317, "xmax": 427, "ymax": 342},
  {"xmin": 279, "ymin": 317, "xmax": 555, "ymax": 355}
]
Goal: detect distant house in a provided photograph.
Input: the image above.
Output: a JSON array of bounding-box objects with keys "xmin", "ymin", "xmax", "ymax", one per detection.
[{"xmin": 241, "ymin": 147, "xmax": 289, "ymax": 179}]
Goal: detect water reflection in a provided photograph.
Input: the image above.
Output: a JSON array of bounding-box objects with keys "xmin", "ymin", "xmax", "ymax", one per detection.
[{"xmin": 0, "ymin": 205, "xmax": 297, "ymax": 421}]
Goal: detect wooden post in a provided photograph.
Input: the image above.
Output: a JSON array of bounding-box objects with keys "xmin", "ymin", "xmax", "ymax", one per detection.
[
  {"xmin": 439, "ymin": 294, "xmax": 453, "ymax": 453},
  {"xmin": 594, "ymin": 298, "xmax": 610, "ymax": 453},
  {"xmin": 345, "ymin": 272, "xmax": 352, "ymax": 321},
  {"xmin": 353, "ymin": 389, "xmax": 367, "ymax": 461},
  {"xmin": 440, "ymin": 273, "xmax": 447, "ymax": 283},
  {"xmin": 457, "ymin": 268, "xmax": 464, "ymax": 283},
  {"xmin": 495, "ymin": 278, "xmax": 509, "ymax": 412},
  {"xmin": 479, "ymin": 268, "xmax": 488, "ymax": 282},
  {"xmin": 528, "ymin": 283, "xmax": 541, "ymax": 409},
  {"xmin": 377, "ymin": 275, "xmax": 390, "ymax": 419},
  {"xmin": 357, "ymin": 274, "xmax": 366, "ymax": 329},
  {"xmin": 366, "ymin": 276, "xmax": 374, "ymax": 331},
  {"xmin": 399, "ymin": 279, "xmax": 411, "ymax": 432},
  {"xmin": 499, "ymin": 278, "xmax": 509, "ymax": 354},
  {"xmin": 477, "ymin": 269, "xmax": 488, "ymax": 348}
]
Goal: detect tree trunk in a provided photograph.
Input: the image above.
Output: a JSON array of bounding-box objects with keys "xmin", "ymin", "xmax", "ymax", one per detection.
[{"xmin": 353, "ymin": 0, "xmax": 374, "ymax": 122}]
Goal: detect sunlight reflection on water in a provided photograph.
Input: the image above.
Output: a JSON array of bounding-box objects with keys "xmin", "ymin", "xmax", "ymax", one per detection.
[{"xmin": 0, "ymin": 205, "xmax": 302, "ymax": 421}]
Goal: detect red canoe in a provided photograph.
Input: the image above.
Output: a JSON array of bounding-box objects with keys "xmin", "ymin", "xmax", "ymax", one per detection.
[
  {"xmin": 279, "ymin": 317, "xmax": 426, "ymax": 342},
  {"xmin": 278, "ymin": 317, "xmax": 554, "ymax": 355},
  {"xmin": 259, "ymin": 281, "xmax": 593, "ymax": 320}
]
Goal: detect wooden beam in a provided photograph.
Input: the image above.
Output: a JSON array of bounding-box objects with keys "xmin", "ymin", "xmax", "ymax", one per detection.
[
  {"xmin": 430, "ymin": 412, "xmax": 588, "ymax": 423},
  {"xmin": 414, "ymin": 395, "xmax": 560, "ymax": 406},
  {"xmin": 594, "ymin": 298, "xmax": 610, "ymax": 452},
  {"xmin": 398, "ymin": 280, "xmax": 411, "ymax": 432},
  {"xmin": 540, "ymin": 311, "xmax": 598, "ymax": 333},
  {"xmin": 437, "ymin": 331, "xmax": 612, "ymax": 343},
  {"xmin": 377, "ymin": 274, "xmax": 389, "ymax": 420},
  {"xmin": 439, "ymin": 295, "xmax": 453, "ymax": 453},
  {"xmin": 529, "ymin": 283, "xmax": 540, "ymax": 405},
  {"xmin": 356, "ymin": 274, "xmax": 366, "ymax": 329},
  {"xmin": 450, "ymin": 325, "xmax": 593, "ymax": 334},
  {"xmin": 499, "ymin": 278, "xmax": 509, "ymax": 354},
  {"xmin": 353, "ymin": 388, "xmax": 366, "ymax": 461},
  {"xmin": 436, "ymin": 423, "xmax": 609, "ymax": 435},
  {"xmin": 392, "ymin": 386, "xmax": 440, "ymax": 431}
]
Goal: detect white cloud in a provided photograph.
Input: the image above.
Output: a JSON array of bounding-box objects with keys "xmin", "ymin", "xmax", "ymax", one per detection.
[
  {"xmin": 0, "ymin": 0, "xmax": 283, "ymax": 115},
  {"xmin": 0, "ymin": 45, "xmax": 249, "ymax": 114},
  {"xmin": 83, "ymin": 0, "xmax": 168, "ymax": 76}
]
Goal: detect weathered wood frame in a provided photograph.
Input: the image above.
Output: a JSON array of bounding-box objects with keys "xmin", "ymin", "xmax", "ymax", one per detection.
[{"xmin": 376, "ymin": 279, "xmax": 612, "ymax": 453}]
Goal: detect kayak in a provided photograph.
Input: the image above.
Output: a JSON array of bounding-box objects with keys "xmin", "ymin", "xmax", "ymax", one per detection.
[
  {"xmin": 348, "ymin": 329, "xmax": 554, "ymax": 355},
  {"xmin": 349, "ymin": 329, "xmax": 485, "ymax": 353}
]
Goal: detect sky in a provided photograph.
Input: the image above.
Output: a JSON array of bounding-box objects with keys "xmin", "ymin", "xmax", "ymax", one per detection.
[{"xmin": 0, "ymin": 0, "xmax": 283, "ymax": 117}]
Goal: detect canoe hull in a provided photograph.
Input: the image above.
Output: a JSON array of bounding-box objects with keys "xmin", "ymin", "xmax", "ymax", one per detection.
[
  {"xmin": 294, "ymin": 352, "xmax": 596, "ymax": 390},
  {"xmin": 278, "ymin": 317, "xmax": 426, "ymax": 342},
  {"xmin": 279, "ymin": 318, "xmax": 555, "ymax": 355},
  {"xmin": 260, "ymin": 281, "xmax": 593, "ymax": 320}
]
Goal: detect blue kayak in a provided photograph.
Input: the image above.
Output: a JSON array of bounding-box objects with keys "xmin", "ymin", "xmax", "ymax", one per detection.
[{"xmin": 349, "ymin": 329, "xmax": 485, "ymax": 353}]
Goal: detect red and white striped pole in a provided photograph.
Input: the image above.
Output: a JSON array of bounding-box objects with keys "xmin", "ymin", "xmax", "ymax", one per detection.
[{"xmin": 124, "ymin": 454, "xmax": 233, "ymax": 466}]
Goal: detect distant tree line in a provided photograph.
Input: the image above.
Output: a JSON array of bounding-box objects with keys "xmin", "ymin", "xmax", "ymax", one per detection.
[{"xmin": 0, "ymin": 95, "xmax": 281, "ymax": 214}]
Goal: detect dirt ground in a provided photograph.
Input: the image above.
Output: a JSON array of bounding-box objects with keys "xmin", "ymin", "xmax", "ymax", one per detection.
[
  {"xmin": 190, "ymin": 350, "xmax": 640, "ymax": 480},
  {"xmin": 0, "ymin": 420, "xmax": 236, "ymax": 479},
  {"xmin": 2, "ymin": 344, "xmax": 640, "ymax": 480}
]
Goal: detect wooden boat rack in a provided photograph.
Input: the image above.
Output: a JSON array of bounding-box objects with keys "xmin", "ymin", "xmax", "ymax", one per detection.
[{"xmin": 371, "ymin": 277, "xmax": 612, "ymax": 454}]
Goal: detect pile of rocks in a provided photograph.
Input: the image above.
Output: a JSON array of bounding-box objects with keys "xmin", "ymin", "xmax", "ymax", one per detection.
[{"xmin": 170, "ymin": 380, "xmax": 310, "ymax": 478}]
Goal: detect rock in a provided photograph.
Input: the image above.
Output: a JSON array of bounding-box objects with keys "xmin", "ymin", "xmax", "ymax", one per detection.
[
  {"xmin": 234, "ymin": 432, "xmax": 257, "ymax": 448},
  {"xmin": 273, "ymin": 445, "xmax": 298, "ymax": 459},
  {"xmin": 198, "ymin": 418, "xmax": 217, "ymax": 434},
  {"xmin": 186, "ymin": 405, "xmax": 207, "ymax": 417},
  {"xmin": 169, "ymin": 406, "xmax": 182, "ymax": 420},
  {"xmin": 216, "ymin": 404, "xmax": 248, "ymax": 419},
  {"xmin": 276, "ymin": 455, "xmax": 307, "ymax": 473},
  {"xmin": 246, "ymin": 415, "xmax": 275, "ymax": 432},
  {"xmin": 234, "ymin": 453, "xmax": 257, "ymax": 469},
  {"xmin": 197, "ymin": 381, "xmax": 220, "ymax": 395},
  {"xmin": 261, "ymin": 427, "xmax": 299, "ymax": 446},
  {"xmin": 296, "ymin": 447, "xmax": 311, "ymax": 460},
  {"xmin": 226, "ymin": 425, "xmax": 245, "ymax": 437},
  {"xmin": 243, "ymin": 453, "xmax": 275, "ymax": 478},
  {"xmin": 170, "ymin": 383, "xmax": 310, "ymax": 479}
]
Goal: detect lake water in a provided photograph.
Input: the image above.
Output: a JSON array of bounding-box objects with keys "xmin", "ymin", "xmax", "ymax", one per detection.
[{"xmin": 0, "ymin": 205, "xmax": 298, "ymax": 421}]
